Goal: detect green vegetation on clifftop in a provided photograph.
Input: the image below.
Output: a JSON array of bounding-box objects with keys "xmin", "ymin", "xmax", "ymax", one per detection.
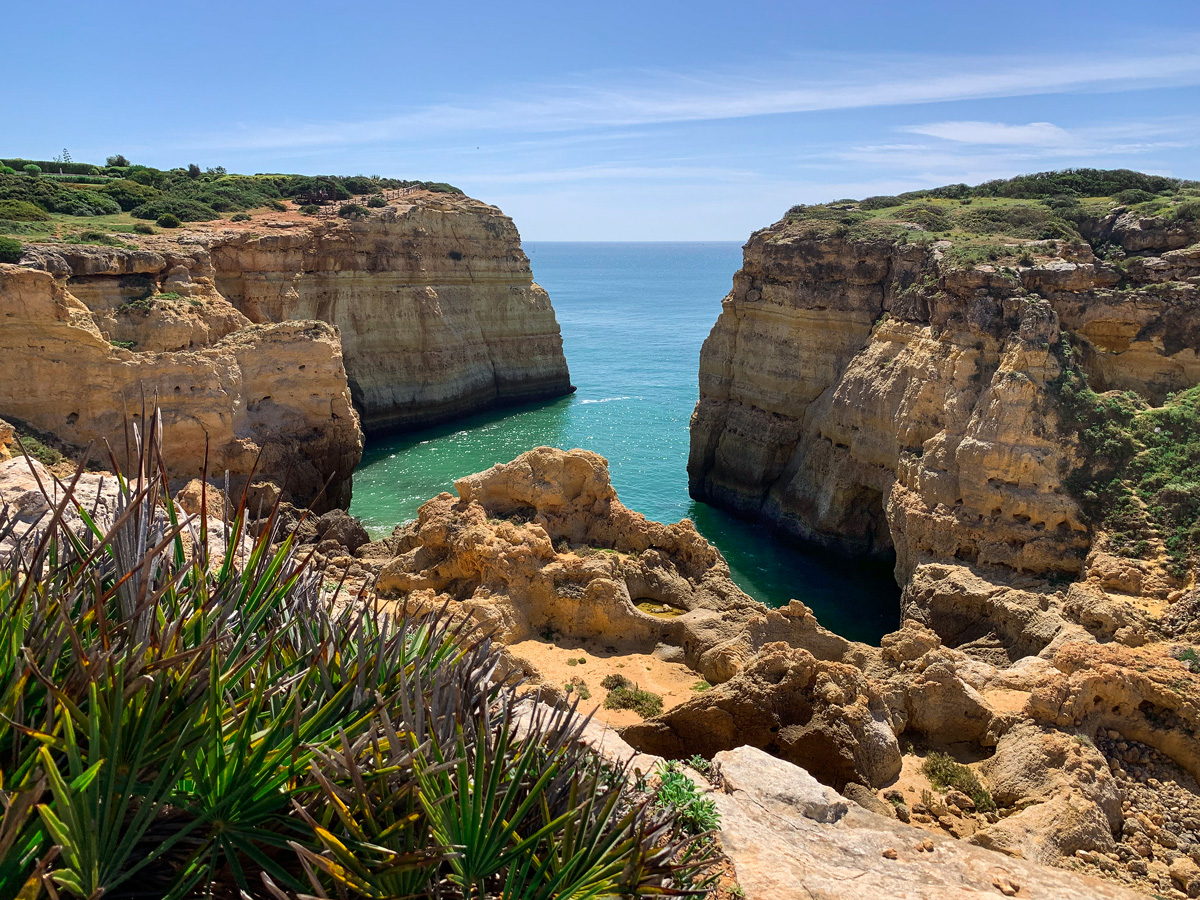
[{"xmin": 781, "ymin": 168, "xmax": 1199, "ymax": 250}]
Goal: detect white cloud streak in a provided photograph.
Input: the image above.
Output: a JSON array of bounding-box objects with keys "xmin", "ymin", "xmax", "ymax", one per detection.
[{"xmin": 191, "ymin": 47, "xmax": 1200, "ymax": 153}]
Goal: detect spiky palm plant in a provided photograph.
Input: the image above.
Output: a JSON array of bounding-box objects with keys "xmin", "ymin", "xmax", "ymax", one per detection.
[{"xmin": 0, "ymin": 416, "xmax": 719, "ymax": 899}]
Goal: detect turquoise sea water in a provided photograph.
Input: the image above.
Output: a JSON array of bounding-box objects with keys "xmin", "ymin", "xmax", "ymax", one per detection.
[{"xmin": 350, "ymin": 242, "xmax": 899, "ymax": 643}]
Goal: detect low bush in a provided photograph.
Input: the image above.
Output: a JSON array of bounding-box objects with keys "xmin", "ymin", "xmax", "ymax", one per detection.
[
  {"xmin": 892, "ymin": 203, "xmax": 950, "ymax": 232},
  {"xmin": 367, "ymin": 194, "xmax": 386, "ymax": 208},
  {"xmin": 156, "ymin": 213, "xmax": 181, "ymax": 228},
  {"xmin": 299, "ymin": 204, "xmax": 320, "ymax": 215},
  {"xmin": 1114, "ymin": 188, "xmax": 1159, "ymax": 205},
  {"xmin": 134, "ymin": 198, "xmax": 216, "ymax": 222},
  {"xmin": 601, "ymin": 673, "xmax": 632, "ymax": 690},
  {"xmin": 604, "ymin": 683, "xmax": 664, "ymax": 718},
  {"xmin": 1176, "ymin": 200, "xmax": 1200, "ymax": 222},
  {"xmin": 337, "ymin": 202, "xmax": 370, "ymax": 218},
  {"xmin": 0, "ymin": 199, "xmax": 49, "ymax": 221},
  {"xmin": 564, "ymin": 677, "xmax": 591, "ymax": 700},
  {"xmin": 0, "ymin": 174, "xmax": 121, "ymax": 216},
  {"xmin": 230, "ymin": 212, "xmax": 251, "ymax": 221},
  {"xmin": 100, "ymin": 178, "xmax": 161, "ymax": 211},
  {"xmin": 859, "ymin": 195, "xmax": 901, "ymax": 210},
  {"xmin": 106, "ymin": 153, "xmax": 130, "ymax": 167},
  {"xmin": 0, "ymin": 235, "xmax": 23, "ymax": 262},
  {"xmin": 22, "ymin": 164, "xmax": 40, "ymax": 177},
  {"xmin": 653, "ymin": 762, "xmax": 721, "ymax": 835},
  {"xmin": 921, "ymin": 752, "xmax": 996, "ymax": 811},
  {"xmin": 132, "ymin": 222, "xmax": 154, "ymax": 234}
]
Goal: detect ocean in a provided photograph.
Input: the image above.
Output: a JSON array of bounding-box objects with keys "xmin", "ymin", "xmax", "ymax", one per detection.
[{"xmin": 349, "ymin": 242, "xmax": 899, "ymax": 643}]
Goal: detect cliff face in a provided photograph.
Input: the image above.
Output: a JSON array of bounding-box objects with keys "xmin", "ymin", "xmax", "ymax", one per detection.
[
  {"xmin": 0, "ymin": 259, "xmax": 361, "ymax": 510},
  {"xmin": 689, "ymin": 209, "xmax": 1199, "ymax": 589},
  {"xmin": 208, "ymin": 197, "xmax": 573, "ymax": 433},
  {"xmin": 1, "ymin": 190, "xmax": 571, "ymax": 505}
]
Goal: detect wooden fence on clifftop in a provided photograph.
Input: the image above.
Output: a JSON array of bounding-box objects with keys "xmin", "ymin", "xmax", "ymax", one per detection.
[{"xmin": 313, "ymin": 186, "xmax": 421, "ymax": 217}]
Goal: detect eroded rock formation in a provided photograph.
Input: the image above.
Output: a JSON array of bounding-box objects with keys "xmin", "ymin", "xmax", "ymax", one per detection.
[
  {"xmin": 208, "ymin": 197, "xmax": 572, "ymax": 431},
  {"xmin": 1, "ymin": 190, "xmax": 571, "ymax": 505},
  {"xmin": 0, "ymin": 261, "xmax": 360, "ymax": 510},
  {"xmin": 688, "ymin": 210, "xmax": 1198, "ymax": 589},
  {"xmin": 369, "ymin": 447, "xmax": 1200, "ymax": 893}
]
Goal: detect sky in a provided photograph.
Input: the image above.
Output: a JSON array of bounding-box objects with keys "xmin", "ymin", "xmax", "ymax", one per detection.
[{"xmin": 4, "ymin": 1, "xmax": 1200, "ymax": 240}]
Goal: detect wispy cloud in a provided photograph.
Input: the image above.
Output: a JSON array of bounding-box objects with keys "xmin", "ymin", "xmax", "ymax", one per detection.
[
  {"xmin": 189, "ymin": 45, "xmax": 1200, "ymax": 153},
  {"xmin": 451, "ymin": 164, "xmax": 757, "ymax": 185},
  {"xmin": 902, "ymin": 121, "xmax": 1071, "ymax": 145}
]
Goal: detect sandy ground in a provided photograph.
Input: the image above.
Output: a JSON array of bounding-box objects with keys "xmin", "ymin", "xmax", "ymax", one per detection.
[{"xmin": 506, "ymin": 636, "xmax": 708, "ymax": 729}]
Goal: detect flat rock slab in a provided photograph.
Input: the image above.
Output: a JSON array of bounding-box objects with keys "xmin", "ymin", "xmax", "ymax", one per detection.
[{"xmin": 713, "ymin": 746, "xmax": 1143, "ymax": 900}]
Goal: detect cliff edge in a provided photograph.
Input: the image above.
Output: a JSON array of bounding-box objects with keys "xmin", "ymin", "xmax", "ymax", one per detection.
[{"xmin": 689, "ymin": 173, "xmax": 1200, "ymax": 600}]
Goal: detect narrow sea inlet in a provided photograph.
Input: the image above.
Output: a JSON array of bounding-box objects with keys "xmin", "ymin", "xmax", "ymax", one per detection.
[{"xmin": 350, "ymin": 242, "xmax": 899, "ymax": 643}]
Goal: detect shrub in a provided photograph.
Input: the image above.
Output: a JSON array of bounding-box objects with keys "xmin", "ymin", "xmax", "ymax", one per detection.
[
  {"xmin": 100, "ymin": 178, "xmax": 161, "ymax": 211},
  {"xmin": 653, "ymin": 762, "xmax": 721, "ymax": 835},
  {"xmin": 604, "ymin": 683, "xmax": 664, "ymax": 718},
  {"xmin": 338, "ymin": 202, "xmax": 370, "ymax": 218},
  {"xmin": 954, "ymin": 203, "xmax": 1073, "ymax": 239},
  {"xmin": 0, "ymin": 176, "xmax": 123, "ymax": 216},
  {"xmin": 0, "ymin": 199, "xmax": 50, "ymax": 221},
  {"xmin": 564, "ymin": 677, "xmax": 591, "ymax": 700},
  {"xmin": 133, "ymin": 198, "xmax": 216, "ymax": 222},
  {"xmin": 601, "ymin": 673, "xmax": 632, "ymax": 690},
  {"xmin": 156, "ymin": 213, "xmax": 181, "ymax": 228},
  {"xmin": 921, "ymin": 752, "xmax": 996, "ymax": 811},
  {"xmin": 0, "ymin": 236, "xmax": 23, "ymax": 262},
  {"xmin": 0, "ymin": 431, "xmax": 719, "ymax": 899},
  {"xmin": 22, "ymin": 164, "xmax": 40, "ymax": 177},
  {"xmin": 367, "ymin": 194, "xmax": 386, "ymax": 208},
  {"xmin": 268, "ymin": 199, "xmax": 287, "ymax": 211},
  {"xmin": 299, "ymin": 204, "xmax": 320, "ymax": 215},
  {"xmin": 1114, "ymin": 188, "xmax": 1159, "ymax": 205},
  {"xmin": 132, "ymin": 222, "xmax": 154, "ymax": 234},
  {"xmin": 893, "ymin": 203, "xmax": 950, "ymax": 232},
  {"xmin": 106, "ymin": 153, "xmax": 130, "ymax": 167},
  {"xmin": 859, "ymin": 195, "xmax": 901, "ymax": 210},
  {"xmin": 230, "ymin": 212, "xmax": 252, "ymax": 221},
  {"xmin": 1175, "ymin": 200, "xmax": 1200, "ymax": 222},
  {"xmin": 0, "ymin": 166, "xmax": 15, "ymax": 175}
]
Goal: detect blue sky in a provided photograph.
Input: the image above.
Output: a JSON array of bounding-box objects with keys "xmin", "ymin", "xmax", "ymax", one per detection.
[{"xmin": 4, "ymin": 1, "xmax": 1200, "ymax": 239}]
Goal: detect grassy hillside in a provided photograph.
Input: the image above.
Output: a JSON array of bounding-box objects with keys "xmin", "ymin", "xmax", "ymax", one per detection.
[{"xmin": 779, "ymin": 168, "xmax": 1200, "ymax": 264}]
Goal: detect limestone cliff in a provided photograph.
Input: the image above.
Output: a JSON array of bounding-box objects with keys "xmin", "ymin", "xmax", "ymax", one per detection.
[
  {"xmin": 689, "ymin": 199, "xmax": 1200, "ymax": 592},
  {"xmin": 1, "ymin": 189, "xmax": 571, "ymax": 505},
  {"xmin": 208, "ymin": 196, "xmax": 572, "ymax": 432},
  {"xmin": 0, "ymin": 260, "xmax": 361, "ymax": 510}
]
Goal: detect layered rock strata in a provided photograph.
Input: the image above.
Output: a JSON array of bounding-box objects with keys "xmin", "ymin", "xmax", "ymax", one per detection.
[
  {"xmin": 0, "ymin": 261, "xmax": 360, "ymax": 510},
  {"xmin": 2, "ymin": 190, "xmax": 571, "ymax": 503},
  {"xmin": 208, "ymin": 197, "xmax": 572, "ymax": 432},
  {"xmin": 688, "ymin": 211, "xmax": 1199, "ymax": 587}
]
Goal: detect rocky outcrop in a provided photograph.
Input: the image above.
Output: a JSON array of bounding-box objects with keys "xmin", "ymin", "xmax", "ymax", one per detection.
[
  {"xmin": 621, "ymin": 642, "xmax": 902, "ymax": 790},
  {"xmin": 688, "ymin": 214, "xmax": 1199, "ymax": 589},
  {"xmin": 374, "ymin": 446, "xmax": 760, "ymax": 677},
  {"xmin": 369, "ymin": 447, "xmax": 1200, "ymax": 892},
  {"xmin": 208, "ymin": 197, "xmax": 572, "ymax": 432},
  {"xmin": 711, "ymin": 745, "xmax": 1144, "ymax": 900},
  {"xmin": 3, "ymin": 190, "xmax": 571, "ymax": 504},
  {"xmin": 0, "ymin": 262, "xmax": 360, "ymax": 510}
]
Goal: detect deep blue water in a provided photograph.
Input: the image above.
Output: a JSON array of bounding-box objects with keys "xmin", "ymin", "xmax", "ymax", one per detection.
[{"xmin": 350, "ymin": 242, "xmax": 899, "ymax": 643}]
